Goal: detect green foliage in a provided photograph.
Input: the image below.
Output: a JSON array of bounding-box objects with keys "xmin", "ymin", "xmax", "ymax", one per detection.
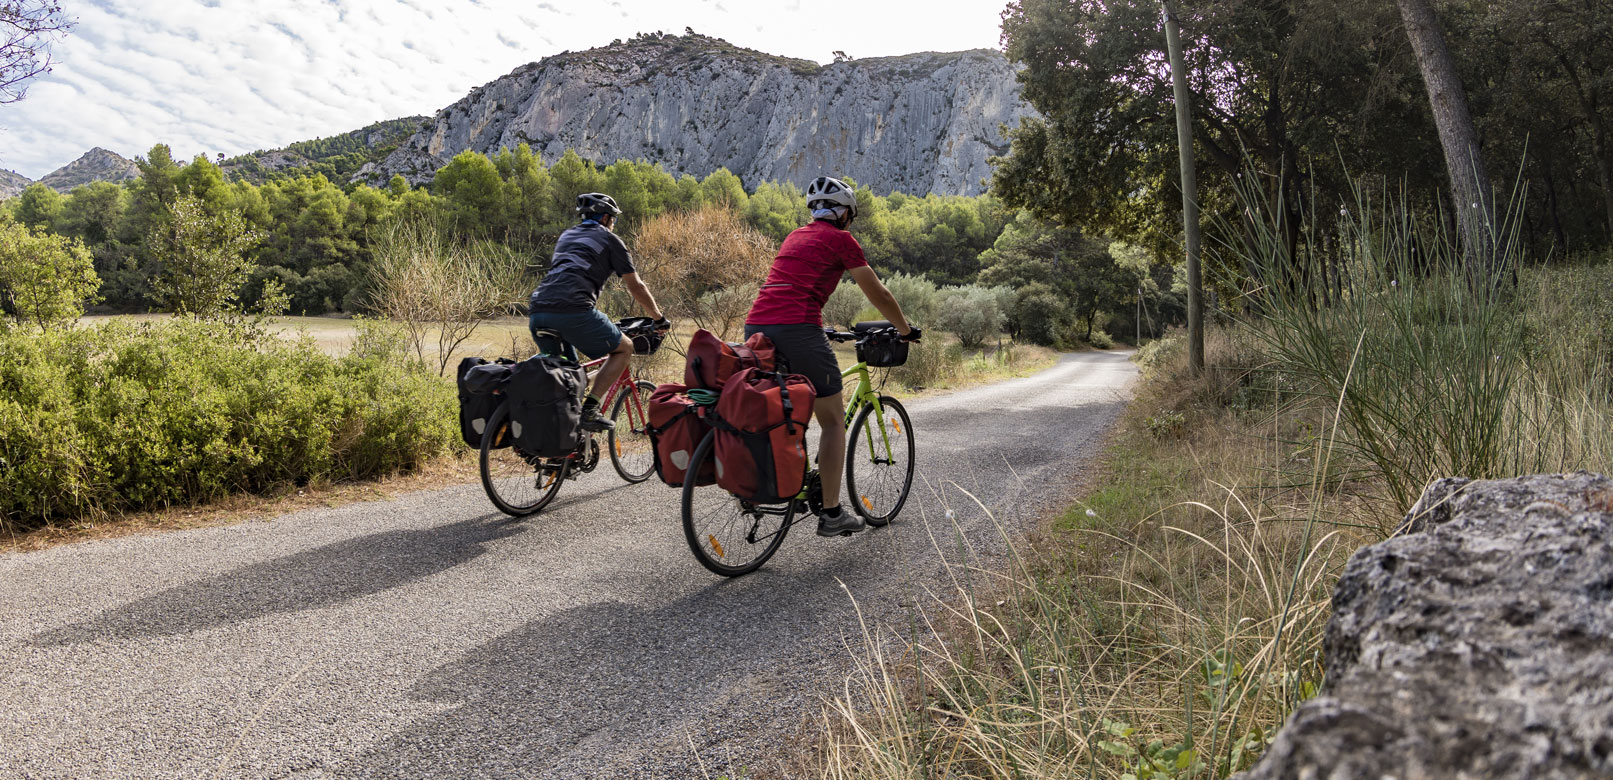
[
  {"xmin": 8, "ymin": 140, "xmax": 1163, "ymax": 333},
  {"xmin": 12, "ymin": 183, "xmax": 63, "ymax": 230},
  {"xmin": 434, "ymin": 149, "xmax": 505, "ymax": 237},
  {"xmin": 1012, "ymin": 282, "xmax": 1071, "ymax": 346},
  {"xmin": 881, "ymin": 272, "xmax": 939, "ymax": 326},
  {"xmin": 221, "ymin": 117, "xmax": 423, "ymax": 185},
  {"xmin": 934, "ymin": 284, "xmax": 1007, "ymax": 348},
  {"xmin": 1133, "ymin": 331, "xmax": 1184, "ymax": 378},
  {"xmin": 822, "ymin": 279, "xmax": 864, "ymax": 330},
  {"xmin": 0, "ymin": 317, "xmax": 456, "ymax": 531},
  {"xmin": 0, "ymin": 219, "xmax": 100, "ymax": 330},
  {"xmin": 148, "ymin": 195, "xmax": 262, "ymax": 317}
]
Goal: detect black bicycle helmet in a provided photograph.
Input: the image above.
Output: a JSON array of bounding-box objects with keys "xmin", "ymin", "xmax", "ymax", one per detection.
[
  {"xmin": 805, "ymin": 176, "xmax": 858, "ymax": 219},
  {"xmin": 576, "ymin": 192, "xmax": 622, "ymax": 217}
]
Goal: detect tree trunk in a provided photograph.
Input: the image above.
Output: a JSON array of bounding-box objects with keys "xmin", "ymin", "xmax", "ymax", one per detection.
[
  {"xmin": 1537, "ymin": 148, "xmax": 1567, "ymax": 255},
  {"xmin": 1589, "ymin": 118, "xmax": 1613, "ymax": 244},
  {"xmin": 1162, "ymin": 0, "xmax": 1203, "ymax": 374},
  {"xmin": 1396, "ymin": 0, "xmax": 1498, "ymax": 279}
]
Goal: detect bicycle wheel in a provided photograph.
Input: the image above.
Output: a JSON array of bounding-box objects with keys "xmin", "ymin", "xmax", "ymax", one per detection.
[
  {"xmin": 480, "ymin": 401, "xmax": 568, "ymax": 516},
  {"xmin": 846, "ymin": 396, "xmax": 915, "ymax": 527},
  {"xmin": 681, "ymin": 430, "xmax": 795, "ymax": 576},
  {"xmin": 608, "ymin": 379, "xmax": 657, "ymax": 483}
]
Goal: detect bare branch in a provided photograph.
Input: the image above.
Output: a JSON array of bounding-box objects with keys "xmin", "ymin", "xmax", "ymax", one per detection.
[{"xmin": 0, "ymin": 2, "xmax": 74, "ymax": 104}]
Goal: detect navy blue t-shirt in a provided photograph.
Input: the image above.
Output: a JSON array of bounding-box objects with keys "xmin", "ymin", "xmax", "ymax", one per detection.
[{"xmin": 529, "ymin": 221, "xmax": 636, "ymax": 312}]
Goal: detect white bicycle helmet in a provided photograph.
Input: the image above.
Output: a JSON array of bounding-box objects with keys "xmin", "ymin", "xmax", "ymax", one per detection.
[{"xmin": 805, "ymin": 176, "xmax": 858, "ymax": 219}]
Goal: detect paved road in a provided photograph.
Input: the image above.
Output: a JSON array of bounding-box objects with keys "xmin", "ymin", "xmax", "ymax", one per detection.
[{"xmin": 1, "ymin": 351, "xmax": 1136, "ymax": 780}]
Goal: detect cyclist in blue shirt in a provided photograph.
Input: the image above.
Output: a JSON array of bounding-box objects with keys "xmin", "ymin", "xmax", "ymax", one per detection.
[{"xmin": 530, "ymin": 193, "xmax": 667, "ymax": 432}]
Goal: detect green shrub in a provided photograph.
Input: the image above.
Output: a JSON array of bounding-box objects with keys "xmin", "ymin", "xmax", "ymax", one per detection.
[
  {"xmin": 0, "ymin": 317, "xmax": 456, "ymax": 531},
  {"xmin": 1087, "ymin": 328, "xmax": 1114, "ymax": 349},
  {"xmin": 1014, "ymin": 282, "xmax": 1071, "ymax": 346},
  {"xmin": 1133, "ymin": 331, "xmax": 1184, "ymax": 377},
  {"xmin": 823, "ymin": 279, "xmax": 864, "ymax": 329},
  {"xmin": 882, "ymin": 272, "xmax": 938, "ymax": 325},
  {"xmin": 934, "ymin": 285, "xmax": 1006, "ymax": 348}
]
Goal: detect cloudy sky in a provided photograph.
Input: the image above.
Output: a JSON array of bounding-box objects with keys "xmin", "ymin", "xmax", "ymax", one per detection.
[{"xmin": 0, "ymin": 0, "xmax": 1010, "ymax": 179}]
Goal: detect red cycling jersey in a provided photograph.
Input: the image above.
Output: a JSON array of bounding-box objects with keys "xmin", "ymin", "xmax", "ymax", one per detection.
[{"xmin": 746, "ymin": 220, "xmax": 870, "ymax": 326}]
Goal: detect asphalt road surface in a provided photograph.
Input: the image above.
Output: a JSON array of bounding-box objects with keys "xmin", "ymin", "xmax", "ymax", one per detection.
[{"xmin": 1, "ymin": 351, "xmax": 1136, "ymax": 779}]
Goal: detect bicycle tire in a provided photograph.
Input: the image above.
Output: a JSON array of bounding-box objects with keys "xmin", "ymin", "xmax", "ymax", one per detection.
[
  {"xmin": 681, "ymin": 430, "xmax": 795, "ymax": 576},
  {"xmin": 480, "ymin": 400, "xmax": 568, "ymax": 516},
  {"xmin": 608, "ymin": 379, "xmax": 657, "ymax": 483},
  {"xmin": 846, "ymin": 396, "xmax": 915, "ymax": 527}
]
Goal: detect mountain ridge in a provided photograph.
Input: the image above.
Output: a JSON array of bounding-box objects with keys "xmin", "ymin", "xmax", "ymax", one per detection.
[
  {"xmin": 0, "ymin": 168, "xmax": 29, "ymax": 200},
  {"xmin": 357, "ymin": 33, "xmax": 1030, "ymax": 196},
  {"xmin": 38, "ymin": 147, "xmax": 141, "ymax": 192}
]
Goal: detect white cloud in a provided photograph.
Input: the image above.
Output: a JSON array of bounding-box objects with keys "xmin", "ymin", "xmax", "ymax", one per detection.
[{"xmin": 0, "ymin": 0, "xmax": 1007, "ymax": 179}]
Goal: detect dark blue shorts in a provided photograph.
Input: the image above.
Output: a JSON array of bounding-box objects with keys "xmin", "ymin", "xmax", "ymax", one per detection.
[
  {"xmin": 529, "ymin": 309, "xmax": 623, "ymax": 360},
  {"xmin": 745, "ymin": 323, "xmax": 844, "ymax": 397}
]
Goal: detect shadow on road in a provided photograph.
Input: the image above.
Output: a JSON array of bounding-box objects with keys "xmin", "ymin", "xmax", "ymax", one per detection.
[
  {"xmin": 31, "ymin": 516, "xmax": 526, "ymax": 646},
  {"xmin": 334, "ymin": 556, "xmax": 883, "ymax": 778}
]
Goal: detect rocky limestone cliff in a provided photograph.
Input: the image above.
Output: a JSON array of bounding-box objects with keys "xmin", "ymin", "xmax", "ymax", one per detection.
[
  {"xmin": 358, "ymin": 34, "xmax": 1029, "ymax": 196},
  {"xmin": 38, "ymin": 147, "xmax": 139, "ymax": 193},
  {"xmin": 0, "ymin": 168, "xmax": 29, "ymax": 200},
  {"xmin": 1238, "ymin": 472, "xmax": 1613, "ymax": 780}
]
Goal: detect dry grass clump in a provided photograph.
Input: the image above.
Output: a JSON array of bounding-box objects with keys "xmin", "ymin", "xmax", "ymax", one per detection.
[
  {"xmin": 615, "ymin": 205, "xmax": 777, "ymax": 341},
  {"xmin": 369, "ymin": 218, "xmax": 533, "ymax": 376}
]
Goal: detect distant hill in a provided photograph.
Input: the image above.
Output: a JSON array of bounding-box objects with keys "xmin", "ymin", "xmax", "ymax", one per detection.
[
  {"xmin": 221, "ymin": 117, "xmax": 428, "ymax": 184},
  {"xmin": 38, "ymin": 148, "xmax": 139, "ymax": 192},
  {"xmin": 359, "ymin": 33, "xmax": 1030, "ymax": 196},
  {"xmin": 0, "ymin": 169, "xmax": 29, "ymax": 200}
]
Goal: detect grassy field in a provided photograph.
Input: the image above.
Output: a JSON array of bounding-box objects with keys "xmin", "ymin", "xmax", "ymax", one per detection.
[
  {"xmin": 80, "ymin": 313, "xmax": 537, "ymax": 368},
  {"xmin": 77, "ymin": 314, "xmax": 1063, "ymax": 390}
]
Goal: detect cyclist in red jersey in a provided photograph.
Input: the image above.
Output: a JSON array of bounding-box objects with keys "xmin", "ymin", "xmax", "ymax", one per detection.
[{"xmin": 745, "ymin": 176, "xmax": 921, "ymax": 537}]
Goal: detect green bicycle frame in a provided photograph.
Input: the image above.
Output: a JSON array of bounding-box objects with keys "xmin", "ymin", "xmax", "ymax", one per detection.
[{"xmin": 839, "ymin": 361, "xmax": 897, "ymax": 463}]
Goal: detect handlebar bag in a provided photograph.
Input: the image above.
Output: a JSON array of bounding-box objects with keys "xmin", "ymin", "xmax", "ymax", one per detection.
[
  {"xmin": 646, "ymin": 383, "xmax": 716, "ymax": 487},
  {"xmin": 618, "ymin": 316, "xmax": 666, "ymax": 354},
  {"xmin": 711, "ymin": 368, "xmax": 817, "ymax": 504},
  {"xmin": 684, "ymin": 328, "xmax": 776, "ymax": 391},
  {"xmin": 854, "ymin": 320, "xmax": 908, "ymax": 367},
  {"xmin": 503, "ymin": 354, "xmax": 588, "ymax": 459},
  {"xmin": 456, "ymin": 357, "xmax": 514, "ymax": 449}
]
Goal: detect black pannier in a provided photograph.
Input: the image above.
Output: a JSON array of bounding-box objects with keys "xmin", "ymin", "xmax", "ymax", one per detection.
[
  {"xmin": 456, "ymin": 357, "xmax": 514, "ymax": 449},
  {"xmin": 503, "ymin": 354, "xmax": 588, "ymax": 459},
  {"xmin": 854, "ymin": 320, "xmax": 908, "ymax": 367}
]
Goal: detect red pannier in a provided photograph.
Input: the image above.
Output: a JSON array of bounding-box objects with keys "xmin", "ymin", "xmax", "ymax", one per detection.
[
  {"xmin": 646, "ymin": 383, "xmax": 716, "ymax": 488},
  {"xmin": 684, "ymin": 329, "xmax": 775, "ymax": 391},
  {"xmin": 712, "ymin": 368, "xmax": 816, "ymax": 504}
]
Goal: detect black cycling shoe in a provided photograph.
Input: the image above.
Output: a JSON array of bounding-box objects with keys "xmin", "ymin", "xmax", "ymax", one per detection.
[
  {"xmin": 816, "ymin": 506, "xmax": 866, "ymax": 537},
  {"xmin": 579, "ymin": 397, "xmax": 614, "ymax": 432}
]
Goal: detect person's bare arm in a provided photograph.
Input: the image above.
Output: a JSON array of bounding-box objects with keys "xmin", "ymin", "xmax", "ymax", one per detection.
[
  {"xmin": 848, "ymin": 266, "xmax": 912, "ymax": 335},
  {"xmin": 620, "ymin": 273, "xmax": 664, "ymax": 320}
]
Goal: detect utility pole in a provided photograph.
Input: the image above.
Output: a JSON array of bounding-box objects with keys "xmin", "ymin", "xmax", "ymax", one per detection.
[
  {"xmin": 1163, "ymin": 1, "xmax": 1204, "ymax": 373},
  {"xmin": 1136, "ymin": 287, "xmax": 1142, "ymax": 345}
]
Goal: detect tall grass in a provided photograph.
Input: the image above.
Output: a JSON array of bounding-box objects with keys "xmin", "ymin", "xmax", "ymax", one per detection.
[
  {"xmin": 821, "ymin": 415, "xmax": 1352, "ymax": 779},
  {"xmin": 1222, "ymin": 178, "xmax": 1613, "ymax": 515}
]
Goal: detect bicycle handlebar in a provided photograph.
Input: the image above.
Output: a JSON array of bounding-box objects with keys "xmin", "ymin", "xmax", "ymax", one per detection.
[{"xmin": 824, "ymin": 325, "xmax": 917, "ymax": 344}]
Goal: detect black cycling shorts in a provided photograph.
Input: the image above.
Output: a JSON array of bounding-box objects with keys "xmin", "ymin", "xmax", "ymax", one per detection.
[{"xmin": 744, "ymin": 323, "xmax": 843, "ymax": 397}]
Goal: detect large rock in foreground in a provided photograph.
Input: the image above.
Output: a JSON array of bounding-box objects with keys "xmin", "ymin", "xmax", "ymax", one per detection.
[{"xmin": 1241, "ymin": 472, "xmax": 1613, "ymax": 780}]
